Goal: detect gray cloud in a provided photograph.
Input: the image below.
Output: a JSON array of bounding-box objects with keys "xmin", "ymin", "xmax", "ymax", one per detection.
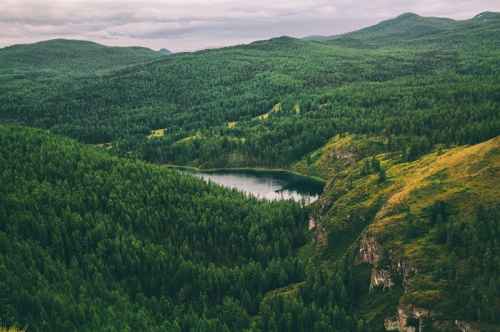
[{"xmin": 1, "ymin": 0, "xmax": 499, "ymax": 51}]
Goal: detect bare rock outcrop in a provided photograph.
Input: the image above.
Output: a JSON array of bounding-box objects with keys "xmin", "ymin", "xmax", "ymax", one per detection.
[
  {"xmin": 371, "ymin": 267, "xmax": 394, "ymax": 290},
  {"xmin": 385, "ymin": 317, "xmax": 400, "ymax": 331},
  {"xmin": 359, "ymin": 236, "xmax": 382, "ymax": 264},
  {"xmin": 358, "ymin": 235, "xmax": 396, "ymax": 290},
  {"xmin": 396, "ymin": 305, "xmax": 430, "ymax": 332},
  {"xmin": 454, "ymin": 320, "xmax": 480, "ymax": 332}
]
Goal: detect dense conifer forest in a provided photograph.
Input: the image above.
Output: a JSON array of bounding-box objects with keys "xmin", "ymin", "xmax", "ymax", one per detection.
[
  {"xmin": 0, "ymin": 126, "xmax": 311, "ymax": 331},
  {"xmin": 1, "ymin": 14, "xmax": 500, "ymax": 169},
  {"xmin": 0, "ymin": 11, "xmax": 499, "ymax": 332}
]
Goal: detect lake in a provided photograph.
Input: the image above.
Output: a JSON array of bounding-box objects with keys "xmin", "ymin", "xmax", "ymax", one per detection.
[{"xmin": 189, "ymin": 169, "xmax": 324, "ymax": 204}]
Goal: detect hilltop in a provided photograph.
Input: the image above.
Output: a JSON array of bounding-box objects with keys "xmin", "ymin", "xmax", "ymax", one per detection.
[
  {"xmin": 159, "ymin": 48, "xmax": 173, "ymax": 55},
  {"xmin": 0, "ymin": 39, "xmax": 165, "ymax": 73},
  {"xmin": 308, "ymin": 12, "xmax": 500, "ymax": 47}
]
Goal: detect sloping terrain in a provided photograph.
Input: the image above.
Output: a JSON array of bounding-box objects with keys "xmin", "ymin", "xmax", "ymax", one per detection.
[
  {"xmin": 332, "ymin": 13, "xmax": 456, "ymax": 45},
  {"xmin": 3, "ymin": 107, "xmax": 496, "ymax": 332},
  {"xmin": 309, "ymin": 135, "xmax": 500, "ymax": 331},
  {"xmin": 1, "ymin": 13, "xmax": 499, "ymax": 168},
  {"xmin": 0, "ymin": 125, "xmax": 311, "ymax": 331},
  {"xmin": 0, "ymin": 11, "xmax": 499, "ymax": 332},
  {"xmin": 313, "ymin": 11, "xmax": 500, "ymax": 49}
]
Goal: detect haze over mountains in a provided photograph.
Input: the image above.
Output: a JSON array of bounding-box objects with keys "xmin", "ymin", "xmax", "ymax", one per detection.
[{"xmin": 0, "ymin": 11, "xmax": 499, "ymax": 332}]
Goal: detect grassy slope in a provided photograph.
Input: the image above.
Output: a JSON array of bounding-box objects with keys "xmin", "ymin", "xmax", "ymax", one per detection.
[
  {"xmin": 310, "ymin": 135, "xmax": 500, "ymax": 328},
  {"xmin": 293, "ymin": 134, "xmax": 387, "ymax": 179}
]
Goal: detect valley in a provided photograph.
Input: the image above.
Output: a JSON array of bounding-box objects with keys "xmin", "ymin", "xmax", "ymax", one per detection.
[{"xmin": 0, "ymin": 10, "xmax": 499, "ymax": 332}]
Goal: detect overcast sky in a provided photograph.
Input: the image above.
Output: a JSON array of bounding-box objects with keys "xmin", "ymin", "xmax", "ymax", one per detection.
[{"xmin": 1, "ymin": 0, "xmax": 500, "ymax": 52}]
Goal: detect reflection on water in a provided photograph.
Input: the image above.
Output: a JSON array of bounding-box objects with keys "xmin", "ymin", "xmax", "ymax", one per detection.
[{"xmin": 191, "ymin": 170, "xmax": 323, "ymax": 204}]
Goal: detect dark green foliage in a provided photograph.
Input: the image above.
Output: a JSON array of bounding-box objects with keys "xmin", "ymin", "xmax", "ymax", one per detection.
[
  {"xmin": 0, "ymin": 125, "xmax": 378, "ymax": 331},
  {"xmin": 1, "ymin": 11, "xmax": 500, "ymax": 332},
  {"xmin": 398, "ymin": 202, "xmax": 500, "ymax": 325},
  {"xmin": 1, "ymin": 15, "xmax": 499, "ymax": 168},
  {"xmin": 253, "ymin": 255, "xmax": 368, "ymax": 332},
  {"xmin": 0, "ymin": 125, "xmax": 314, "ymax": 331},
  {"xmin": 438, "ymin": 206, "xmax": 500, "ymax": 323}
]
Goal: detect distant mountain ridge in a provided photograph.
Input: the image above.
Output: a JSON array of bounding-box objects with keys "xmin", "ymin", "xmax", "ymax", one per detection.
[
  {"xmin": 305, "ymin": 11, "xmax": 500, "ymax": 46},
  {"xmin": 2, "ymin": 11, "xmax": 498, "ymax": 68},
  {"xmin": 159, "ymin": 48, "xmax": 172, "ymax": 55}
]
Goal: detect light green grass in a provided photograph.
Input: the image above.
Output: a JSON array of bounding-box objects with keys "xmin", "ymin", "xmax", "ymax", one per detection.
[{"xmin": 147, "ymin": 128, "xmax": 166, "ymax": 139}]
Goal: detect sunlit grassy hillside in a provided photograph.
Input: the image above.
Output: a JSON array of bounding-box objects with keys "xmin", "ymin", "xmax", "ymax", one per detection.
[{"xmin": 312, "ymin": 135, "xmax": 500, "ymax": 329}]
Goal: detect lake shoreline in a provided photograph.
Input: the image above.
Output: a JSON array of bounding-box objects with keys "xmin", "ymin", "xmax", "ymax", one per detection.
[{"xmin": 163, "ymin": 164, "xmax": 326, "ymax": 187}]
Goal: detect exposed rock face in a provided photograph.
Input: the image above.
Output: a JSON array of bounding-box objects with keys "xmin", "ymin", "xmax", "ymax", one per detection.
[
  {"xmin": 371, "ymin": 267, "xmax": 394, "ymax": 290},
  {"xmin": 359, "ymin": 236, "xmax": 381, "ymax": 264},
  {"xmin": 308, "ymin": 217, "xmax": 316, "ymax": 230},
  {"xmin": 357, "ymin": 227, "xmax": 484, "ymax": 332},
  {"xmin": 454, "ymin": 320, "xmax": 480, "ymax": 332},
  {"xmin": 310, "ymin": 216, "xmax": 327, "ymax": 246},
  {"xmin": 384, "ymin": 304, "xmax": 436, "ymax": 332},
  {"xmin": 358, "ymin": 236, "xmax": 480, "ymax": 332},
  {"xmin": 397, "ymin": 305, "xmax": 430, "ymax": 332},
  {"xmin": 357, "ymin": 236, "xmax": 431, "ymax": 331},
  {"xmin": 328, "ymin": 150, "xmax": 356, "ymax": 167},
  {"xmin": 385, "ymin": 317, "xmax": 400, "ymax": 331},
  {"xmin": 358, "ymin": 236, "xmax": 395, "ymax": 290},
  {"xmin": 395, "ymin": 260, "xmax": 417, "ymax": 291}
]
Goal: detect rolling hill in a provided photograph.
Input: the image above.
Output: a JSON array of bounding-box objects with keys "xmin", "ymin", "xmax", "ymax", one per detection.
[
  {"xmin": 0, "ymin": 13, "xmax": 499, "ymax": 168},
  {"xmin": 159, "ymin": 48, "xmax": 173, "ymax": 55},
  {"xmin": 0, "ymin": 39, "xmax": 165, "ymax": 74},
  {"xmin": 308, "ymin": 11, "xmax": 500, "ymax": 48},
  {"xmin": 0, "ymin": 11, "xmax": 499, "ymax": 332}
]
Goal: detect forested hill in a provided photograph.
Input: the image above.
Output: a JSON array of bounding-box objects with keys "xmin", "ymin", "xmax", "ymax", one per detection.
[
  {"xmin": 159, "ymin": 48, "xmax": 173, "ymax": 55},
  {"xmin": 1, "ymin": 11, "xmax": 500, "ymax": 332},
  {"xmin": 305, "ymin": 13, "xmax": 455, "ymax": 42},
  {"xmin": 0, "ymin": 125, "xmax": 312, "ymax": 331},
  {"xmin": 0, "ymin": 39, "xmax": 165, "ymax": 73},
  {"xmin": 310, "ymin": 11, "xmax": 500, "ymax": 47},
  {"xmin": 1, "ymin": 125, "xmax": 498, "ymax": 331},
  {"xmin": 305, "ymin": 133, "xmax": 500, "ymax": 331},
  {"xmin": 1, "ymin": 12, "xmax": 499, "ymax": 169}
]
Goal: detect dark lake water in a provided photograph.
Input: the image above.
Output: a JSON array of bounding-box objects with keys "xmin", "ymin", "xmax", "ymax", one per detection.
[{"xmin": 190, "ymin": 169, "xmax": 324, "ymax": 203}]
